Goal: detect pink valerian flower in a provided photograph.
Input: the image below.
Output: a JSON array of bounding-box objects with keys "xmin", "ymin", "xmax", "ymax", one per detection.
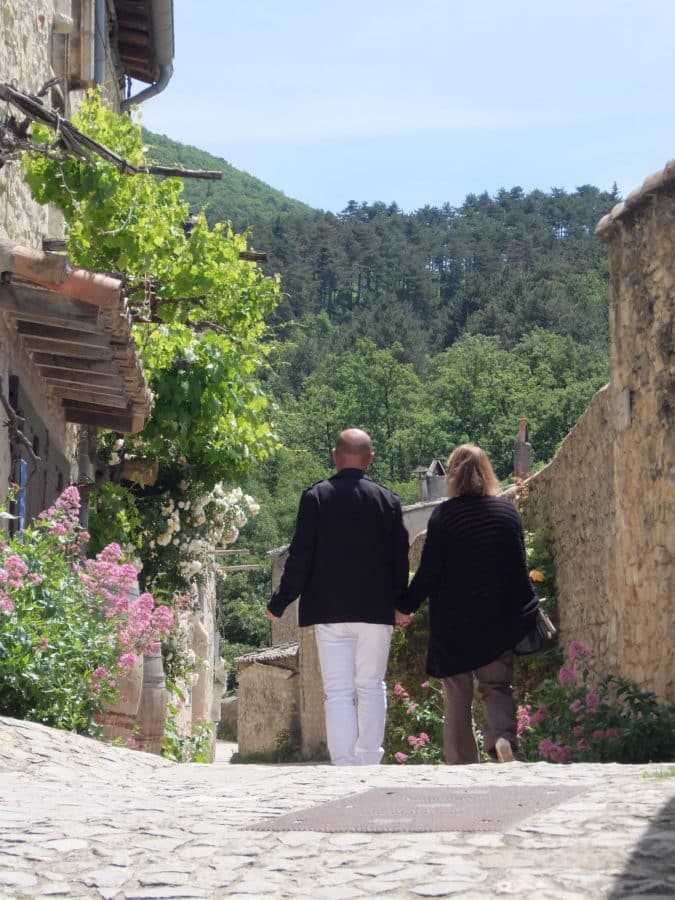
[
  {"xmin": 420, "ymin": 681, "xmax": 430, "ymax": 689},
  {"xmin": 393, "ymin": 683, "xmax": 408, "ymax": 697},
  {"xmin": 567, "ymin": 641, "xmax": 594, "ymax": 665},
  {"xmin": 517, "ymin": 704, "xmax": 531, "ymax": 735},
  {"xmin": 591, "ymin": 729, "xmax": 605, "ymax": 741},
  {"xmin": 126, "ymin": 737, "xmax": 138, "ymax": 749},
  {"xmin": 569, "ymin": 699, "xmax": 583, "ymax": 713},
  {"xmin": 572, "ymin": 725, "xmax": 583, "ymax": 737},
  {"xmin": 406, "ymin": 702, "xmax": 419, "ymax": 713},
  {"xmin": 517, "ymin": 703, "xmax": 547, "ymax": 734},
  {"xmin": 4, "ymin": 556, "xmax": 28, "ymax": 579},
  {"xmin": 29, "ymin": 573, "xmax": 43, "ymax": 585},
  {"xmin": 49, "ymin": 523, "xmax": 68, "ymax": 537},
  {"xmin": 38, "ymin": 637, "xmax": 50, "ymax": 650},
  {"xmin": 576, "ymin": 739, "xmax": 588, "ymax": 752},
  {"xmin": 557, "ymin": 667, "xmax": 576, "ymax": 686},
  {"xmin": 605, "ymin": 728, "xmax": 619, "ymax": 740},
  {"xmin": 394, "ymin": 752, "xmax": 409, "ymax": 763},
  {"xmin": 0, "ymin": 593, "xmax": 14, "ymax": 613},
  {"xmin": 42, "ymin": 485, "xmax": 81, "ymax": 520},
  {"xmin": 538, "ymin": 738, "xmax": 555, "ymax": 756},
  {"xmin": 151, "ymin": 605, "xmax": 173, "ymax": 635},
  {"xmin": 538, "ymin": 739, "xmax": 572, "ymax": 764},
  {"xmin": 530, "ymin": 706, "xmax": 547, "ymax": 725},
  {"xmin": 407, "ymin": 732, "xmax": 430, "ymax": 750},
  {"xmin": 555, "ymin": 746, "xmax": 572, "ymax": 764},
  {"xmin": 585, "ymin": 693, "xmax": 600, "ymax": 712},
  {"xmin": 118, "ymin": 652, "xmax": 138, "ymax": 670}
]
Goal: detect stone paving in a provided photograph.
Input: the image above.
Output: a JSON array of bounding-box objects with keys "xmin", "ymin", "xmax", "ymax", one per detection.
[{"xmin": 1, "ymin": 716, "xmax": 673, "ymax": 899}]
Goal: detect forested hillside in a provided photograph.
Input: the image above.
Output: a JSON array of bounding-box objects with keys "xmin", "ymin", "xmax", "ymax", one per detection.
[
  {"xmin": 146, "ymin": 128, "xmax": 614, "ymax": 475},
  {"xmin": 144, "ymin": 130, "xmax": 616, "ymax": 662}
]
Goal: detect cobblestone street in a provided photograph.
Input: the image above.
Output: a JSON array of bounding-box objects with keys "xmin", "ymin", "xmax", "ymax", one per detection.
[{"xmin": 1, "ymin": 717, "xmax": 673, "ymax": 898}]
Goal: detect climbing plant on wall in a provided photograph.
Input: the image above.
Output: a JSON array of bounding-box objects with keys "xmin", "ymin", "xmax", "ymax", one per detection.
[{"xmin": 22, "ymin": 90, "xmax": 279, "ymax": 636}]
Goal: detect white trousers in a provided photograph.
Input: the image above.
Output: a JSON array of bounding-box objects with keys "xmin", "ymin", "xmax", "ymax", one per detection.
[{"xmin": 314, "ymin": 622, "xmax": 393, "ymax": 766}]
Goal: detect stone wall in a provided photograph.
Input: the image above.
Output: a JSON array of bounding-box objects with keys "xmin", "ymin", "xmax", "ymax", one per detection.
[
  {"xmin": 0, "ymin": 0, "xmax": 128, "ymax": 507},
  {"xmin": 522, "ymin": 387, "xmax": 616, "ymax": 666},
  {"xmin": 0, "ymin": 0, "xmax": 55, "ymax": 246},
  {"xmin": 602, "ymin": 178, "xmax": 674, "ymax": 702},
  {"xmin": 1, "ymin": 1, "xmax": 76, "ymax": 505},
  {"xmin": 236, "ymin": 663, "xmax": 300, "ymax": 757},
  {"xmin": 523, "ymin": 167, "xmax": 674, "ymax": 703}
]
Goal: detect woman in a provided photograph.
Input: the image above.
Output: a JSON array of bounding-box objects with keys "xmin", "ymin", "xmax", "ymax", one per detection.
[{"xmin": 396, "ymin": 444, "xmax": 535, "ymax": 765}]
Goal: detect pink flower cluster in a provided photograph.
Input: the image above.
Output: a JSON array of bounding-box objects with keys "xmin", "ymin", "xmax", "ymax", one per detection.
[
  {"xmin": 393, "ymin": 681, "xmax": 422, "ymax": 714},
  {"xmin": 407, "ymin": 732, "xmax": 430, "ymax": 750},
  {"xmin": 516, "ymin": 703, "xmax": 547, "ymax": 736},
  {"xmin": 567, "ymin": 641, "xmax": 595, "ymax": 665},
  {"xmin": 42, "ymin": 485, "xmax": 81, "ymax": 521},
  {"xmin": 80, "ymin": 543, "xmax": 173, "ymax": 657},
  {"xmin": 538, "ymin": 738, "xmax": 572, "ymax": 764}
]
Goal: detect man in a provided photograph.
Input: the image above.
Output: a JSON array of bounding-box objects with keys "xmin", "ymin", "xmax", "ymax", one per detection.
[{"xmin": 266, "ymin": 429, "xmax": 409, "ymax": 765}]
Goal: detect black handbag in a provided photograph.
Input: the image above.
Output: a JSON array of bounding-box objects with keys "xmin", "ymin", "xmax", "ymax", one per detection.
[{"xmin": 514, "ymin": 598, "xmax": 557, "ymax": 655}]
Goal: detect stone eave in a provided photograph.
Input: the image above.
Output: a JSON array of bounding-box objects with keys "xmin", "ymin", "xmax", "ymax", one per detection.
[
  {"xmin": 234, "ymin": 641, "xmax": 299, "ymax": 674},
  {"xmin": 595, "ymin": 158, "xmax": 675, "ymax": 241},
  {"xmin": 0, "ymin": 242, "xmax": 151, "ymax": 434}
]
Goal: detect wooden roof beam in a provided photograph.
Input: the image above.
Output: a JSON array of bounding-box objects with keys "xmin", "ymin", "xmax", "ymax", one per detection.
[
  {"xmin": 0, "ymin": 284, "xmax": 102, "ymax": 332},
  {"xmin": 31, "ymin": 353, "xmax": 121, "ymax": 375},
  {"xmin": 18, "ymin": 321, "xmax": 110, "ymax": 348},
  {"xmin": 43, "ymin": 370, "xmax": 126, "ymax": 389},
  {"xmin": 62, "ymin": 401, "xmax": 141, "ymax": 433},
  {"xmin": 21, "ymin": 337, "xmax": 114, "ymax": 359},
  {"xmin": 55, "ymin": 388, "xmax": 129, "ymax": 408}
]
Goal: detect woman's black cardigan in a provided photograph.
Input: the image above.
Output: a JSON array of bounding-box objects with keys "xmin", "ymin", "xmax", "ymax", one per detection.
[{"xmin": 398, "ymin": 495, "xmax": 535, "ymax": 677}]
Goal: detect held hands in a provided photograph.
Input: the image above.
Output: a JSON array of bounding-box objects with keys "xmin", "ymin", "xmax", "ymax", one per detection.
[
  {"xmin": 265, "ymin": 609, "xmax": 279, "ymax": 621},
  {"xmin": 395, "ymin": 609, "xmax": 413, "ymax": 629}
]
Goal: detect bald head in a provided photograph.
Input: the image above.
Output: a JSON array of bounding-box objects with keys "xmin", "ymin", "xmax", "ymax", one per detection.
[{"xmin": 333, "ymin": 428, "xmax": 373, "ymax": 471}]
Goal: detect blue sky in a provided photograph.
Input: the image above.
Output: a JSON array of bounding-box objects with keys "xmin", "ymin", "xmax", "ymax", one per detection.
[{"xmin": 139, "ymin": 0, "xmax": 675, "ymax": 214}]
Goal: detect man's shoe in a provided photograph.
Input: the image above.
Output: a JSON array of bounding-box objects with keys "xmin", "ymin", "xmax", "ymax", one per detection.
[{"xmin": 495, "ymin": 737, "xmax": 514, "ymax": 762}]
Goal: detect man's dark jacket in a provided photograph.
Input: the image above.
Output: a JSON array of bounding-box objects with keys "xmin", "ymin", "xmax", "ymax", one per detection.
[{"xmin": 267, "ymin": 468, "xmax": 410, "ymax": 626}]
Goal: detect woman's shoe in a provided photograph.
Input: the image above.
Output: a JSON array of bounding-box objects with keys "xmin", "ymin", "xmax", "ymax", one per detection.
[{"xmin": 495, "ymin": 737, "xmax": 514, "ymax": 762}]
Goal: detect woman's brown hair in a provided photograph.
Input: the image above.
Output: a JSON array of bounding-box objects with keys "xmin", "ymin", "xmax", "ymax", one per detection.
[{"xmin": 446, "ymin": 443, "xmax": 501, "ymax": 498}]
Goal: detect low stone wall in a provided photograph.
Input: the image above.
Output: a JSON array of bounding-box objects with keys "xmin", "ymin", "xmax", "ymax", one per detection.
[{"xmin": 236, "ymin": 664, "xmax": 300, "ymax": 757}]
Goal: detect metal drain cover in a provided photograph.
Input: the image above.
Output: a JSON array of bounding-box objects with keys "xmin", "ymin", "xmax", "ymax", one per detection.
[{"xmin": 246, "ymin": 784, "xmax": 585, "ymax": 833}]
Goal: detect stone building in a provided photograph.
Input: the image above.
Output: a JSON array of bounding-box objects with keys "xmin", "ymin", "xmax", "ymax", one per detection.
[
  {"xmin": 522, "ymin": 159, "xmax": 674, "ymax": 703},
  {"xmin": 0, "ymin": 3, "xmax": 232, "ymax": 754},
  {"xmin": 0, "ymin": 0, "xmax": 174, "ymax": 510}
]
